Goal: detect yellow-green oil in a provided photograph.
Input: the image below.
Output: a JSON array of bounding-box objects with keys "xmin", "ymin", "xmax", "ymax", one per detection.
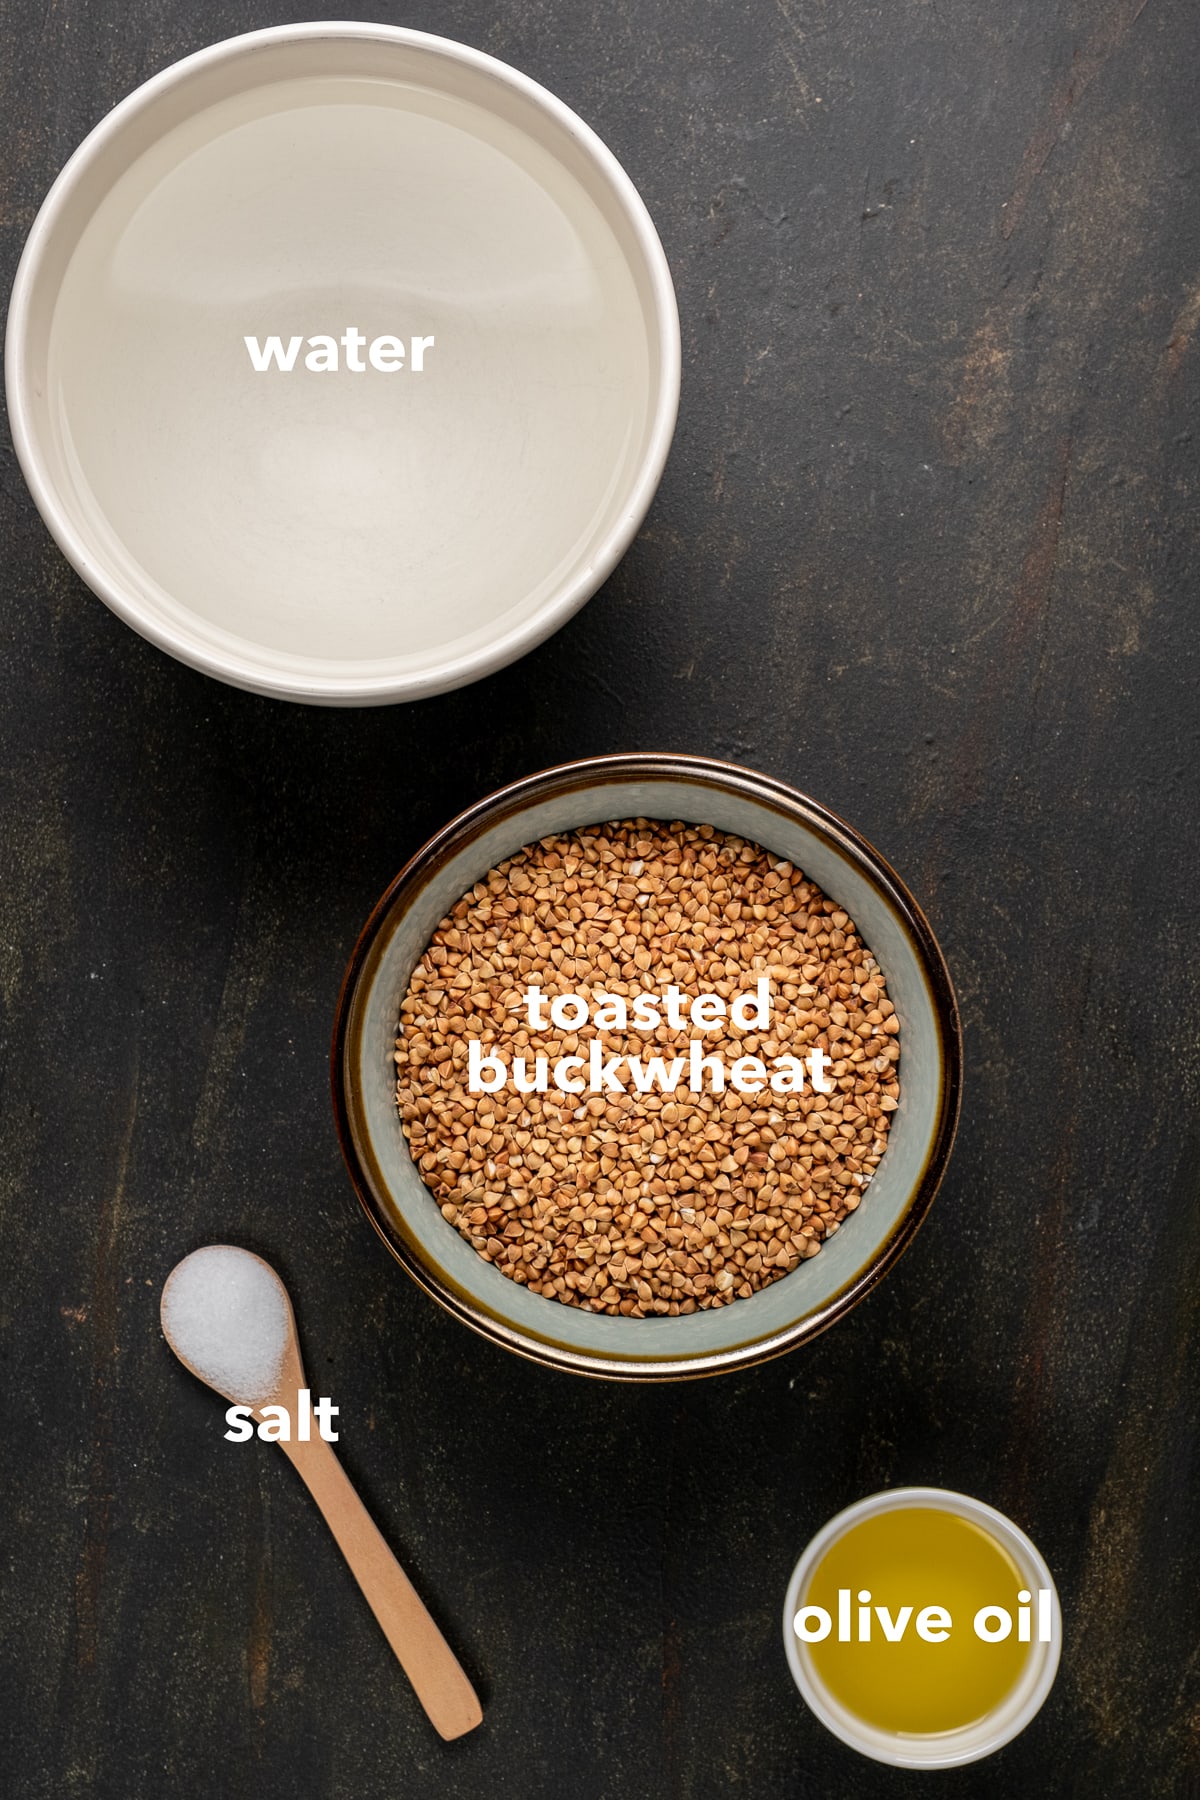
[{"xmin": 801, "ymin": 1507, "xmax": 1031, "ymax": 1736}]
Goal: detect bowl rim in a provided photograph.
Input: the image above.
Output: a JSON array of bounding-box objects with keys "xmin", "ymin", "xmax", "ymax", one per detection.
[
  {"xmin": 330, "ymin": 752, "xmax": 963, "ymax": 1380},
  {"xmin": 4, "ymin": 20, "xmax": 681, "ymax": 705}
]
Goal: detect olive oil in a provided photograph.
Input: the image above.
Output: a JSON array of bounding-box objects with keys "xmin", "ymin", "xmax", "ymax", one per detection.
[{"xmin": 801, "ymin": 1507, "xmax": 1031, "ymax": 1736}]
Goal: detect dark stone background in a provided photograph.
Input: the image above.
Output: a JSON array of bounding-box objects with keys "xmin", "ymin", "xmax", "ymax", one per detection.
[{"xmin": 2, "ymin": 2, "xmax": 1197, "ymax": 1795}]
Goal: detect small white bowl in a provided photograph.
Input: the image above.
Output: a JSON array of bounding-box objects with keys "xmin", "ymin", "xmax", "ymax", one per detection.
[
  {"xmin": 782, "ymin": 1487, "xmax": 1062, "ymax": 1768},
  {"xmin": 6, "ymin": 23, "xmax": 679, "ymax": 705}
]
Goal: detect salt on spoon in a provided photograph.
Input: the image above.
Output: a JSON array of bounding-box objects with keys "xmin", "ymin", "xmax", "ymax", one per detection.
[{"xmin": 161, "ymin": 1245, "xmax": 482, "ymax": 1740}]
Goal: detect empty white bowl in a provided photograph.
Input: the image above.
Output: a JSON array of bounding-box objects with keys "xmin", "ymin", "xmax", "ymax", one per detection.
[{"xmin": 6, "ymin": 23, "xmax": 680, "ymax": 704}]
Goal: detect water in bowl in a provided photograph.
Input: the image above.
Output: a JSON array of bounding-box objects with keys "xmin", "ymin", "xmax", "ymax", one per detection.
[{"xmin": 47, "ymin": 75, "xmax": 651, "ymax": 671}]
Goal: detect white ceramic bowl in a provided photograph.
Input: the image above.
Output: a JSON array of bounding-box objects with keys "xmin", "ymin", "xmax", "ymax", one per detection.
[
  {"xmin": 6, "ymin": 23, "xmax": 680, "ymax": 704},
  {"xmin": 782, "ymin": 1487, "xmax": 1063, "ymax": 1768}
]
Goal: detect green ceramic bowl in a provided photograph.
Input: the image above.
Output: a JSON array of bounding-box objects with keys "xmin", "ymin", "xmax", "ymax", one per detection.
[{"xmin": 331, "ymin": 754, "xmax": 961, "ymax": 1380}]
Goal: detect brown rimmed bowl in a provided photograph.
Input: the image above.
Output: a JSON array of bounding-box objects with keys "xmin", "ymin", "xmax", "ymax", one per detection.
[{"xmin": 331, "ymin": 754, "xmax": 961, "ymax": 1380}]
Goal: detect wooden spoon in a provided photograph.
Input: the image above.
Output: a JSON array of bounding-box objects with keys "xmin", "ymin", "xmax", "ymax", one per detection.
[{"xmin": 161, "ymin": 1246, "xmax": 482, "ymax": 1740}]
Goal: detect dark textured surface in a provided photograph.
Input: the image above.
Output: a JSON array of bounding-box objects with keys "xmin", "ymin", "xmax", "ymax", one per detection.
[{"xmin": 2, "ymin": 2, "xmax": 1198, "ymax": 1795}]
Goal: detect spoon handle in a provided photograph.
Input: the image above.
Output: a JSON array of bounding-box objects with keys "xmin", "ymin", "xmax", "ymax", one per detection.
[{"xmin": 279, "ymin": 1431, "xmax": 482, "ymax": 1739}]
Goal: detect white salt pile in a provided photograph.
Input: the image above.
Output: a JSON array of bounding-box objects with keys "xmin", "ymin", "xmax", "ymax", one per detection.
[{"xmin": 161, "ymin": 1245, "xmax": 289, "ymax": 1403}]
